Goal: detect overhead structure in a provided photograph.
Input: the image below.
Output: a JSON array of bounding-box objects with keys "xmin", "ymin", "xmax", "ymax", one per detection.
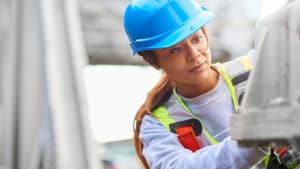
[
  {"xmin": 0, "ymin": 0, "xmax": 100, "ymax": 169},
  {"xmin": 79, "ymin": 0, "xmax": 259, "ymax": 65},
  {"xmin": 231, "ymin": 0, "xmax": 300, "ymax": 150}
]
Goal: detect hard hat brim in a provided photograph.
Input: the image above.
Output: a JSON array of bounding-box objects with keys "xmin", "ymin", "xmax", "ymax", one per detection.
[{"xmin": 132, "ymin": 9, "xmax": 213, "ymax": 55}]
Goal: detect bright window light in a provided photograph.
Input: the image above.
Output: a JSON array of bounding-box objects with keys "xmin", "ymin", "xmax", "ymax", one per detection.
[{"xmin": 84, "ymin": 65, "xmax": 161, "ymax": 143}]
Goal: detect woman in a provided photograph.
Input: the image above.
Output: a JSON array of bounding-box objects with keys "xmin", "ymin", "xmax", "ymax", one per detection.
[{"xmin": 123, "ymin": 0, "xmax": 264, "ymax": 168}]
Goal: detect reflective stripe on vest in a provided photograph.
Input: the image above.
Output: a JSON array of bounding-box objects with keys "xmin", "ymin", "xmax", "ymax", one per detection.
[
  {"xmin": 152, "ymin": 105, "xmax": 175, "ymax": 131},
  {"xmin": 215, "ymin": 62, "xmax": 239, "ymax": 112},
  {"xmin": 152, "ymin": 55, "xmax": 253, "ymax": 145}
]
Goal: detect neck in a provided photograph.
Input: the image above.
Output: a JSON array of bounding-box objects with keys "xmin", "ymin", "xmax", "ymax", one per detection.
[{"xmin": 176, "ymin": 68, "xmax": 219, "ymax": 98}]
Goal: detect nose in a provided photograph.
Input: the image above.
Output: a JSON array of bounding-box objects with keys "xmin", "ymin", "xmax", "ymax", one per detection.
[{"xmin": 186, "ymin": 43, "xmax": 201, "ymax": 62}]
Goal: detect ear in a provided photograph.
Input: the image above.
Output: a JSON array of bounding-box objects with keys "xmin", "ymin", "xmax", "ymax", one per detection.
[{"xmin": 143, "ymin": 55, "xmax": 160, "ymax": 69}]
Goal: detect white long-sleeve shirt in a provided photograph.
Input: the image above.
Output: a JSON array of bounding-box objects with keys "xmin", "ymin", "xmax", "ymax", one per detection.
[
  {"xmin": 141, "ymin": 115, "xmax": 262, "ymax": 169},
  {"xmin": 139, "ymin": 51, "xmax": 264, "ymax": 169}
]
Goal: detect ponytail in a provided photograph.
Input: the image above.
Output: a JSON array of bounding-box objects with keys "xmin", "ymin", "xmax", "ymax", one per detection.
[{"xmin": 133, "ymin": 73, "xmax": 174, "ymax": 169}]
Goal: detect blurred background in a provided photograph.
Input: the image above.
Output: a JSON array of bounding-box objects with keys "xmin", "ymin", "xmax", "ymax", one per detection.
[{"xmin": 0, "ymin": 0, "xmax": 289, "ymax": 169}]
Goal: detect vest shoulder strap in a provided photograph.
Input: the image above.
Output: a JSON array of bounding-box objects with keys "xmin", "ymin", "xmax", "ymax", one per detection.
[{"xmin": 152, "ymin": 105, "xmax": 175, "ymax": 131}]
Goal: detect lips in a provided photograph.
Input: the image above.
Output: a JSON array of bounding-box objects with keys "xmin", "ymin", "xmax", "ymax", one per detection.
[{"xmin": 188, "ymin": 62, "xmax": 206, "ymax": 72}]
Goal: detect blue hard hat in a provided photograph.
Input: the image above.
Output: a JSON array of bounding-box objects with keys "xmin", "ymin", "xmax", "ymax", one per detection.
[{"xmin": 123, "ymin": 0, "xmax": 213, "ymax": 55}]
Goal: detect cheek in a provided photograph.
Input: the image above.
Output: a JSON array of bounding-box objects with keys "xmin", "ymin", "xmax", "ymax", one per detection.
[
  {"xmin": 201, "ymin": 50, "xmax": 211, "ymax": 64},
  {"xmin": 207, "ymin": 55, "xmax": 211, "ymax": 65},
  {"xmin": 163, "ymin": 64, "xmax": 187, "ymax": 82},
  {"xmin": 160, "ymin": 60, "xmax": 186, "ymax": 78},
  {"xmin": 158, "ymin": 54, "xmax": 185, "ymax": 69},
  {"xmin": 161, "ymin": 63, "xmax": 184, "ymax": 75},
  {"xmin": 206, "ymin": 49, "xmax": 212, "ymax": 60}
]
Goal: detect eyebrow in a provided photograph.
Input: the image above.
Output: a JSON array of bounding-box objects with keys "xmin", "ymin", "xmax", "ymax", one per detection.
[{"xmin": 193, "ymin": 31, "xmax": 204, "ymax": 36}]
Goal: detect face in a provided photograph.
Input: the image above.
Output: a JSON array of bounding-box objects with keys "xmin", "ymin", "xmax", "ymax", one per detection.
[{"xmin": 154, "ymin": 29, "xmax": 213, "ymax": 86}]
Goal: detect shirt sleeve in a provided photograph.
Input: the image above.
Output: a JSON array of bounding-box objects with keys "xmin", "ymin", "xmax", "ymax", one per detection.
[
  {"xmin": 140, "ymin": 115, "xmax": 264, "ymax": 169},
  {"xmin": 247, "ymin": 49, "xmax": 256, "ymax": 66}
]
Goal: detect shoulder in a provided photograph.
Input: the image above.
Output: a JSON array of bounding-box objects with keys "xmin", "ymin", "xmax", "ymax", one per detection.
[
  {"xmin": 140, "ymin": 114, "xmax": 170, "ymax": 137},
  {"xmin": 215, "ymin": 50, "xmax": 257, "ymax": 105},
  {"xmin": 139, "ymin": 114, "xmax": 178, "ymax": 147},
  {"xmin": 221, "ymin": 49, "xmax": 256, "ymax": 78},
  {"xmin": 141, "ymin": 114, "xmax": 163, "ymax": 129}
]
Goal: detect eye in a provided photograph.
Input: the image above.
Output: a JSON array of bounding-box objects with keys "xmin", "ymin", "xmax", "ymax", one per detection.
[
  {"xmin": 194, "ymin": 35, "xmax": 203, "ymax": 42},
  {"xmin": 170, "ymin": 46, "xmax": 183, "ymax": 55}
]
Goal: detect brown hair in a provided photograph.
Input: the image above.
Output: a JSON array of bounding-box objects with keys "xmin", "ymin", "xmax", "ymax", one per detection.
[{"xmin": 133, "ymin": 27, "xmax": 209, "ymax": 169}]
